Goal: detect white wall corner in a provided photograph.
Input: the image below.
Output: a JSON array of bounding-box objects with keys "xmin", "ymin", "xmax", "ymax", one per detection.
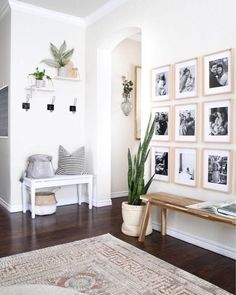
[
  {"xmin": 0, "ymin": 195, "xmax": 10, "ymax": 211},
  {"xmin": 85, "ymin": 0, "xmax": 129, "ymax": 26},
  {"xmin": 8, "ymin": 0, "xmax": 86, "ymax": 27},
  {"xmin": 152, "ymin": 221, "xmax": 236, "ymax": 260},
  {"xmin": 0, "ymin": 195, "xmax": 22, "ymax": 213},
  {"xmin": 0, "ymin": 0, "xmax": 10, "ymax": 21}
]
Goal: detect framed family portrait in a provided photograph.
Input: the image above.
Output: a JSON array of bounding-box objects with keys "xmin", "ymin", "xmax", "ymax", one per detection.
[
  {"xmin": 151, "ymin": 65, "xmax": 171, "ymax": 101},
  {"xmin": 203, "ymin": 49, "xmax": 233, "ymax": 95},
  {"xmin": 152, "ymin": 106, "xmax": 170, "ymax": 141},
  {"xmin": 174, "ymin": 58, "xmax": 198, "ymax": 99},
  {"xmin": 202, "ymin": 149, "xmax": 232, "ymax": 193},
  {"xmin": 174, "ymin": 148, "xmax": 197, "ymax": 187},
  {"xmin": 174, "ymin": 103, "xmax": 198, "ymax": 142},
  {"xmin": 151, "ymin": 146, "xmax": 170, "ymax": 182},
  {"xmin": 203, "ymin": 100, "xmax": 232, "ymax": 143}
]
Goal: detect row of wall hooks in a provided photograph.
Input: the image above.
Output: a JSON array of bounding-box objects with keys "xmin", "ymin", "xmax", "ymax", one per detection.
[{"xmin": 22, "ymin": 96, "xmax": 78, "ymax": 113}]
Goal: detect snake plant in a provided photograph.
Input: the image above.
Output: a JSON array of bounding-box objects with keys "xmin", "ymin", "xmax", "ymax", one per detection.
[
  {"xmin": 127, "ymin": 115, "xmax": 155, "ymax": 205},
  {"xmin": 41, "ymin": 41, "xmax": 74, "ymax": 68}
]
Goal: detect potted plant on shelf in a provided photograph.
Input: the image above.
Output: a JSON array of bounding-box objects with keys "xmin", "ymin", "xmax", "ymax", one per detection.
[
  {"xmin": 29, "ymin": 67, "xmax": 52, "ymax": 88},
  {"xmin": 121, "ymin": 115, "xmax": 155, "ymax": 237},
  {"xmin": 41, "ymin": 41, "xmax": 74, "ymax": 77},
  {"xmin": 121, "ymin": 76, "xmax": 133, "ymax": 116}
]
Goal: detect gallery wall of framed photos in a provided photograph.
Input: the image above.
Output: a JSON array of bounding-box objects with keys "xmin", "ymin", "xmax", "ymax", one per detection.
[{"xmin": 150, "ymin": 48, "xmax": 235, "ymax": 194}]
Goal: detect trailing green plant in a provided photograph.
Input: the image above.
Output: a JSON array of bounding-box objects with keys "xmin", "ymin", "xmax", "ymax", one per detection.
[
  {"xmin": 122, "ymin": 76, "xmax": 133, "ymax": 97},
  {"xmin": 41, "ymin": 41, "xmax": 74, "ymax": 68},
  {"xmin": 29, "ymin": 67, "xmax": 51, "ymax": 81},
  {"xmin": 127, "ymin": 115, "xmax": 155, "ymax": 205}
]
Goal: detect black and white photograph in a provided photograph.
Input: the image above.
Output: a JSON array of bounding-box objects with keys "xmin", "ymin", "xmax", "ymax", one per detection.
[
  {"xmin": 203, "ymin": 149, "xmax": 231, "ymax": 193},
  {"xmin": 152, "ymin": 106, "xmax": 170, "ymax": 141},
  {"xmin": 175, "ymin": 104, "xmax": 197, "ymax": 142},
  {"xmin": 152, "ymin": 65, "xmax": 170, "ymax": 101},
  {"xmin": 175, "ymin": 58, "xmax": 198, "ymax": 99},
  {"xmin": 203, "ymin": 100, "xmax": 231, "ymax": 142},
  {"xmin": 151, "ymin": 147, "xmax": 169, "ymax": 182},
  {"xmin": 203, "ymin": 49, "xmax": 233, "ymax": 95},
  {"xmin": 174, "ymin": 148, "xmax": 197, "ymax": 187}
]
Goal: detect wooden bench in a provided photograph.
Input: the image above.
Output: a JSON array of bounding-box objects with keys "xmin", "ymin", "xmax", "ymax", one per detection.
[
  {"xmin": 22, "ymin": 174, "xmax": 93, "ymax": 219},
  {"xmin": 138, "ymin": 192, "xmax": 236, "ymax": 242}
]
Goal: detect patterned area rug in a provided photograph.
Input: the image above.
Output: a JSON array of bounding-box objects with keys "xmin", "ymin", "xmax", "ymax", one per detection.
[{"xmin": 0, "ymin": 234, "xmax": 232, "ymax": 295}]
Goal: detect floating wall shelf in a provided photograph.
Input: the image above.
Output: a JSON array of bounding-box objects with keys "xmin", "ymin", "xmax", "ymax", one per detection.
[
  {"xmin": 54, "ymin": 76, "xmax": 80, "ymax": 81},
  {"xmin": 25, "ymin": 87, "xmax": 55, "ymax": 92}
]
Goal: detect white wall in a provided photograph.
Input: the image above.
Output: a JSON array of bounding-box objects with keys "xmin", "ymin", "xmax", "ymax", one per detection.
[
  {"xmin": 9, "ymin": 8, "xmax": 86, "ymax": 211},
  {"xmin": 111, "ymin": 38, "xmax": 141, "ymax": 195},
  {"xmin": 86, "ymin": 0, "xmax": 236, "ymax": 257},
  {"xmin": 0, "ymin": 8, "xmax": 11, "ymax": 208}
]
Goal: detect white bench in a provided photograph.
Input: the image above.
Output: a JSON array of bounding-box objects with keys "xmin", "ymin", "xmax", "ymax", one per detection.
[{"xmin": 22, "ymin": 174, "xmax": 93, "ymax": 219}]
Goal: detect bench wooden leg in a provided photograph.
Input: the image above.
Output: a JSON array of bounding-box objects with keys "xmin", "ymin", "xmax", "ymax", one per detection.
[
  {"xmin": 138, "ymin": 201, "xmax": 151, "ymax": 242},
  {"xmin": 161, "ymin": 208, "xmax": 167, "ymax": 236}
]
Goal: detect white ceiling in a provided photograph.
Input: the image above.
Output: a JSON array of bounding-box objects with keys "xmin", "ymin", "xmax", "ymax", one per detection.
[{"xmin": 17, "ymin": 0, "xmax": 112, "ymax": 17}]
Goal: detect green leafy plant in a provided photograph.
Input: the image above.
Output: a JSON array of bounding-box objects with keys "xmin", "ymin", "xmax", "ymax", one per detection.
[
  {"xmin": 41, "ymin": 41, "xmax": 74, "ymax": 68},
  {"xmin": 128, "ymin": 115, "xmax": 155, "ymax": 205},
  {"xmin": 29, "ymin": 67, "xmax": 51, "ymax": 81},
  {"xmin": 122, "ymin": 76, "xmax": 133, "ymax": 97}
]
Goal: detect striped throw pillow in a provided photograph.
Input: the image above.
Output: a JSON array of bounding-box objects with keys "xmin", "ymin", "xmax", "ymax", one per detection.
[{"xmin": 56, "ymin": 145, "xmax": 86, "ymax": 175}]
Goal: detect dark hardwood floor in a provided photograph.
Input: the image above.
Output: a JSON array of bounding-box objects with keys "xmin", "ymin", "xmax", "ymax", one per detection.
[{"xmin": 0, "ymin": 197, "xmax": 235, "ymax": 294}]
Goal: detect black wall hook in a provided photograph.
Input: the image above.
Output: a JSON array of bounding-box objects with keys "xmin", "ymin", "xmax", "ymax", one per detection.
[
  {"xmin": 69, "ymin": 97, "xmax": 77, "ymax": 113},
  {"xmin": 22, "ymin": 94, "xmax": 31, "ymax": 111},
  {"xmin": 47, "ymin": 96, "xmax": 55, "ymax": 112},
  {"xmin": 22, "ymin": 102, "xmax": 30, "ymax": 111}
]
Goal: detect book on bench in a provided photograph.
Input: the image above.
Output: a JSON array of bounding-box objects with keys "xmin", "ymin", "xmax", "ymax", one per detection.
[
  {"xmin": 187, "ymin": 201, "xmax": 236, "ymax": 218},
  {"xmin": 217, "ymin": 204, "xmax": 236, "ymax": 217}
]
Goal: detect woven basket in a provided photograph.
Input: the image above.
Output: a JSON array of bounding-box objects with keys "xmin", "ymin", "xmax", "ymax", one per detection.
[
  {"xmin": 33, "ymin": 192, "xmax": 57, "ymax": 215},
  {"xmin": 35, "ymin": 192, "xmax": 57, "ymax": 205}
]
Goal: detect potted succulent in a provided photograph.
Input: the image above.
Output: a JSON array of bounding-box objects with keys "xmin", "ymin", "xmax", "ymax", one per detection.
[
  {"xmin": 29, "ymin": 67, "xmax": 52, "ymax": 88},
  {"xmin": 41, "ymin": 41, "xmax": 74, "ymax": 77},
  {"xmin": 121, "ymin": 115, "xmax": 155, "ymax": 237},
  {"xmin": 121, "ymin": 76, "xmax": 133, "ymax": 116}
]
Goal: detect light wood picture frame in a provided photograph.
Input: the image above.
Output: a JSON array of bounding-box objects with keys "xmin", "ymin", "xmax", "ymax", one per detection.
[
  {"xmin": 151, "ymin": 64, "xmax": 171, "ymax": 101},
  {"xmin": 203, "ymin": 48, "xmax": 233, "ymax": 96},
  {"xmin": 174, "ymin": 103, "xmax": 198, "ymax": 142},
  {"xmin": 202, "ymin": 149, "xmax": 232, "ymax": 193},
  {"xmin": 203, "ymin": 99, "xmax": 232, "ymax": 143},
  {"xmin": 135, "ymin": 66, "xmax": 141, "ymax": 140},
  {"xmin": 151, "ymin": 146, "xmax": 170, "ymax": 182},
  {"xmin": 174, "ymin": 147, "xmax": 198, "ymax": 187},
  {"xmin": 174, "ymin": 57, "xmax": 199, "ymax": 99},
  {"xmin": 152, "ymin": 106, "xmax": 171, "ymax": 141}
]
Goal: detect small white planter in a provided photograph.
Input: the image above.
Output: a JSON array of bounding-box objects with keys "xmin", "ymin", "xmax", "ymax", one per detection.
[
  {"xmin": 121, "ymin": 201, "xmax": 152, "ymax": 237},
  {"xmin": 35, "ymin": 79, "xmax": 45, "ymax": 88},
  {"xmin": 58, "ymin": 67, "xmax": 67, "ymax": 77}
]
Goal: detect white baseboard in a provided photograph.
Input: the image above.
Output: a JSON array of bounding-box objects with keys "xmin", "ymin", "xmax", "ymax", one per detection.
[
  {"xmin": 93, "ymin": 198, "xmax": 112, "ymax": 207},
  {"xmin": 152, "ymin": 221, "xmax": 236, "ymax": 260},
  {"xmin": 0, "ymin": 196, "xmax": 11, "ymax": 211},
  {"xmin": 0, "ymin": 196, "xmax": 22, "ymax": 213},
  {"xmin": 111, "ymin": 191, "xmax": 128, "ymax": 198},
  {"xmin": 57, "ymin": 196, "xmax": 112, "ymax": 208}
]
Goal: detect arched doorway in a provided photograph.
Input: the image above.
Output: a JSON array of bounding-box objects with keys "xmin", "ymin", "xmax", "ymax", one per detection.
[{"xmin": 93, "ymin": 27, "xmax": 141, "ymax": 206}]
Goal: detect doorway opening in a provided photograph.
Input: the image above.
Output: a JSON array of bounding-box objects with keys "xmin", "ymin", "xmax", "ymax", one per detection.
[
  {"xmin": 110, "ymin": 33, "xmax": 142, "ymax": 198},
  {"xmin": 95, "ymin": 27, "xmax": 141, "ymax": 205}
]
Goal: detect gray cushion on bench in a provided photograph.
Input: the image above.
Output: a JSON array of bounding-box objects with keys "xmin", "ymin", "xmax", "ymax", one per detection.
[{"xmin": 56, "ymin": 145, "xmax": 86, "ymax": 175}]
